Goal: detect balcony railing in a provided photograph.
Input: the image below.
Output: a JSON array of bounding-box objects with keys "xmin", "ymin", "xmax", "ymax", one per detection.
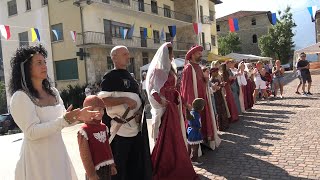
[
  {"xmin": 77, "ymin": 31, "xmax": 195, "ymax": 51},
  {"xmin": 74, "ymin": 0, "xmax": 192, "ymax": 23},
  {"xmin": 201, "ymin": 15, "xmax": 214, "ymax": 24}
]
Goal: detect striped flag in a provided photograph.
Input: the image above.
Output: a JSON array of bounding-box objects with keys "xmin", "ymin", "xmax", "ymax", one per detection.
[
  {"xmin": 168, "ymin": 25, "xmax": 176, "ymax": 38},
  {"xmin": 31, "ymin": 28, "xmax": 40, "ymax": 42},
  {"xmin": 52, "ymin": 30, "xmax": 59, "ymax": 40},
  {"xmin": 70, "ymin": 31, "xmax": 76, "ymax": 42},
  {"xmin": 123, "ymin": 29, "xmax": 128, "ymax": 39},
  {"xmin": 193, "ymin": 23, "xmax": 202, "ymax": 34},
  {"xmin": 0, "ymin": 25, "xmax": 11, "ymax": 40},
  {"xmin": 228, "ymin": 18, "xmax": 239, "ymax": 32},
  {"xmin": 160, "ymin": 27, "xmax": 165, "ymax": 41},
  {"xmin": 308, "ymin": 6, "xmax": 317, "ymax": 22},
  {"xmin": 147, "ymin": 26, "xmax": 152, "ymax": 38},
  {"xmin": 127, "ymin": 24, "xmax": 135, "ymax": 38}
]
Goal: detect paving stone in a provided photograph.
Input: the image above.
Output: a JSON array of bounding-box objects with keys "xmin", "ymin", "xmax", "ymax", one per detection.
[{"xmin": 198, "ymin": 70, "xmax": 320, "ymax": 179}]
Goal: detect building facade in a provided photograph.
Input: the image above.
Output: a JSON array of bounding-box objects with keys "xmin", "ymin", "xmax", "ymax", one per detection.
[
  {"xmin": 0, "ymin": 0, "xmax": 54, "ymax": 106},
  {"xmin": 216, "ymin": 11, "xmax": 272, "ymax": 56},
  {"xmin": 1, "ymin": 0, "xmax": 222, "ymax": 107},
  {"xmin": 71, "ymin": 0, "xmax": 222, "ymax": 85}
]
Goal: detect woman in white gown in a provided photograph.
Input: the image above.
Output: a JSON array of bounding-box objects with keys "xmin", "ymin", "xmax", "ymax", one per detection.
[{"xmin": 9, "ymin": 45, "xmax": 101, "ymax": 180}]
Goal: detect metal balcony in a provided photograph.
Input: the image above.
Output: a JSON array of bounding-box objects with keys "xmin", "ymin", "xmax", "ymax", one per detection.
[
  {"xmin": 201, "ymin": 15, "xmax": 214, "ymax": 24},
  {"xmin": 76, "ymin": 31, "xmax": 195, "ymax": 51},
  {"xmin": 73, "ymin": 0, "xmax": 192, "ymax": 23}
]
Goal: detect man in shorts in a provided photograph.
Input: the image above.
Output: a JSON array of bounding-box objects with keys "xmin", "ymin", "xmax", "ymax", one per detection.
[{"xmin": 297, "ymin": 52, "xmax": 312, "ymax": 96}]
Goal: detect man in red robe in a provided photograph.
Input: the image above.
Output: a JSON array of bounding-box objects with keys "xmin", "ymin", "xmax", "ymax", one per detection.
[{"xmin": 180, "ymin": 45, "xmax": 220, "ymax": 150}]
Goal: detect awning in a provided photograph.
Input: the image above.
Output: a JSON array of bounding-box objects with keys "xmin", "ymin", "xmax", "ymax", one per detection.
[
  {"xmin": 207, "ymin": 53, "xmax": 232, "ymax": 62},
  {"xmin": 225, "ymin": 53, "xmax": 272, "ymax": 62}
]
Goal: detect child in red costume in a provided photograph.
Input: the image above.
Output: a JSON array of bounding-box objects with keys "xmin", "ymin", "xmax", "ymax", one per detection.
[{"xmin": 78, "ymin": 95, "xmax": 117, "ymax": 180}]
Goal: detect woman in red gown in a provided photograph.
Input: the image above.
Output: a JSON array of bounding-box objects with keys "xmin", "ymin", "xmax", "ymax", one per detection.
[
  {"xmin": 245, "ymin": 63, "xmax": 255, "ymax": 109},
  {"xmin": 146, "ymin": 42, "xmax": 199, "ymax": 180}
]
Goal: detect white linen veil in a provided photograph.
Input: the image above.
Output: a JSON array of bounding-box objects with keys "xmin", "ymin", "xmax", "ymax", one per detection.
[{"xmin": 146, "ymin": 42, "xmax": 172, "ymax": 97}]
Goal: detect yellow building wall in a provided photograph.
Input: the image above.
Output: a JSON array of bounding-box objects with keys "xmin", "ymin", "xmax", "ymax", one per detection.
[
  {"xmin": 198, "ymin": 0, "xmax": 219, "ymax": 55},
  {"xmin": 0, "ymin": 0, "xmax": 54, "ymax": 106},
  {"xmin": 210, "ymin": 2, "xmax": 218, "ymax": 55},
  {"xmin": 48, "ymin": 0, "xmax": 85, "ymax": 90}
]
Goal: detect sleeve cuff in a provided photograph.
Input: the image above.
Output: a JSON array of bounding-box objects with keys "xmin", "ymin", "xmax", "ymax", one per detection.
[{"xmin": 97, "ymin": 91, "xmax": 114, "ymax": 99}]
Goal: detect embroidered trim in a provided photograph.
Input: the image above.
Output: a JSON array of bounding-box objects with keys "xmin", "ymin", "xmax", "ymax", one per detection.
[
  {"xmin": 95, "ymin": 159, "xmax": 114, "ymax": 170},
  {"xmin": 78, "ymin": 129, "xmax": 88, "ymax": 140},
  {"xmin": 187, "ymin": 140, "xmax": 203, "ymax": 145}
]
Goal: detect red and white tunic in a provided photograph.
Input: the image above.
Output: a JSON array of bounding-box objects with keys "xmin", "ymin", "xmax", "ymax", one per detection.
[{"xmin": 78, "ymin": 123, "xmax": 114, "ymax": 170}]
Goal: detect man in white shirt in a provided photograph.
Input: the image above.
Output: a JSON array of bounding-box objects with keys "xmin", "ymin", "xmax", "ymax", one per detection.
[{"xmin": 98, "ymin": 46, "xmax": 152, "ymax": 180}]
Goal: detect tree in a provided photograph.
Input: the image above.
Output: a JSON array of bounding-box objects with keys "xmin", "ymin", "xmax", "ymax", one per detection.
[
  {"xmin": 218, "ymin": 32, "xmax": 242, "ymax": 56},
  {"xmin": 259, "ymin": 6, "xmax": 296, "ymax": 64},
  {"xmin": 0, "ymin": 81, "xmax": 8, "ymax": 114}
]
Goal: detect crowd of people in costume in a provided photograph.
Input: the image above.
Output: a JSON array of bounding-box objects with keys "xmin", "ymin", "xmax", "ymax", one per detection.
[{"xmin": 9, "ymin": 43, "xmax": 313, "ymax": 180}]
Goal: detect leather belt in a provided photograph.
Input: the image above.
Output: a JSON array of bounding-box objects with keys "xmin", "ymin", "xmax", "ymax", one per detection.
[{"xmin": 112, "ymin": 115, "xmax": 136, "ymax": 124}]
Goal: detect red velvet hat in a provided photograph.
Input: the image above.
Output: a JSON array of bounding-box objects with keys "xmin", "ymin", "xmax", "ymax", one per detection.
[
  {"xmin": 83, "ymin": 95, "xmax": 105, "ymax": 108},
  {"xmin": 185, "ymin": 45, "xmax": 203, "ymax": 64}
]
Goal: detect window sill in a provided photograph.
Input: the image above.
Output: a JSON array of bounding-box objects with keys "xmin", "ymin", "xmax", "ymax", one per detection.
[
  {"xmin": 8, "ymin": 14, "xmax": 18, "ymax": 18},
  {"xmin": 52, "ymin": 40, "xmax": 64, "ymax": 44},
  {"xmin": 56, "ymin": 79, "xmax": 79, "ymax": 82}
]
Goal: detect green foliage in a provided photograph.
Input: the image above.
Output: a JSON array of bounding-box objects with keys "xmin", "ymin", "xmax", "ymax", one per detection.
[
  {"xmin": 259, "ymin": 6, "xmax": 296, "ymax": 64},
  {"xmin": 218, "ymin": 32, "xmax": 242, "ymax": 56},
  {"xmin": 60, "ymin": 84, "xmax": 86, "ymax": 109},
  {"xmin": 0, "ymin": 81, "xmax": 7, "ymax": 113}
]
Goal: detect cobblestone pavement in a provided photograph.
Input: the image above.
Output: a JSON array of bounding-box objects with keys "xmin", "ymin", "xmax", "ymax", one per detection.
[
  {"xmin": 196, "ymin": 70, "xmax": 320, "ymax": 180},
  {"xmin": 1, "ymin": 70, "xmax": 319, "ymax": 180}
]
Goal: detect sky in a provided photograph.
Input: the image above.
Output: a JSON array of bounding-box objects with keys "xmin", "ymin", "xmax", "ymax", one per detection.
[{"xmin": 215, "ymin": 0, "xmax": 320, "ymax": 60}]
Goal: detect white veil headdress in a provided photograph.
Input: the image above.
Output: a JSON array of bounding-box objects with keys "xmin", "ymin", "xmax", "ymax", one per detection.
[
  {"xmin": 146, "ymin": 42, "xmax": 172, "ymax": 97},
  {"xmin": 237, "ymin": 61, "xmax": 247, "ymax": 86},
  {"xmin": 245, "ymin": 62, "xmax": 253, "ymax": 77}
]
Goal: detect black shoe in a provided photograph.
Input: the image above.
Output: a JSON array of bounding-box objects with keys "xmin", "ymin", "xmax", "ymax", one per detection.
[
  {"xmin": 307, "ymin": 92, "xmax": 313, "ymax": 95},
  {"xmin": 295, "ymin": 91, "xmax": 300, "ymax": 95}
]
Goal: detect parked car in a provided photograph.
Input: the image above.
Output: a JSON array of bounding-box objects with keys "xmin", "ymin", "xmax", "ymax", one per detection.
[
  {"xmin": 0, "ymin": 114, "xmax": 18, "ymax": 135},
  {"xmin": 281, "ymin": 63, "xmax": 293, "ymax": 71}
]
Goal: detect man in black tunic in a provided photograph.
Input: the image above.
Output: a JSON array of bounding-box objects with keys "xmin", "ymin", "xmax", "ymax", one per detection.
[
  {"xmin": 297, "ymin": 52, "xmax": 312, "ymax": 96},
  {"xmin": 98, "ymin": 45, "xmax": 152, "ymax": 180}
]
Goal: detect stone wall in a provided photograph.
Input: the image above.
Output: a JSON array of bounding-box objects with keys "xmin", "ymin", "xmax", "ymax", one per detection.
[
  {"xmin": 174, "ymin": 0, "xmax": 198, "ymax": 48},
  {"xmin": 217, "ymin": 13, "xmax": 271, "ymax": 55}
]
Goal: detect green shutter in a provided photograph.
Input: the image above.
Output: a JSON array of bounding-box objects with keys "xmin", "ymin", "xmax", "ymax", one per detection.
[{"xmin": 55, "ymin": 59, "xmax": 79, "ymax": 80}]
